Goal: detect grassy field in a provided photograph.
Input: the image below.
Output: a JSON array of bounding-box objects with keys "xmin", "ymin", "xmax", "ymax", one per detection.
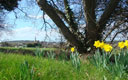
[
  {"xmin": 0, "ymin": 52, "xmax": 127, "ymax": 80},
  {"xmin": 0, "ymin": 47, "xmax": 56, "ymax": 50},
  {"xmin": 0, "ymin": 47, "xmax": 57, "ymax": 52},
  {"xmin": 0, "ymin": 47, "xmax": 57, "ymax": 55}
]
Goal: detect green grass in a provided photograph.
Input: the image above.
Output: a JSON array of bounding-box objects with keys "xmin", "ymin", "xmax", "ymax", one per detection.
[
  {"xmin": 0, "ymin": 53, "xmax": 127, "ymax": 80},
  {"xmin": 0, "ymin": 47, "xmax": 57, "ymax": 55},
  {"xmin": 0, "ymin": 47, "xmax": 56, "ymax": 51}
]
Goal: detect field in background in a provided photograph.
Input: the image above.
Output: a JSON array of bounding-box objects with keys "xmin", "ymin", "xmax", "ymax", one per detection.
[
  {"xmin": 0, "ymin": 47, "xmax": 57, "ymax": 55},
  {"xmin": 0, "ymin": 47, "xmax": 70, "ymax": 60}
]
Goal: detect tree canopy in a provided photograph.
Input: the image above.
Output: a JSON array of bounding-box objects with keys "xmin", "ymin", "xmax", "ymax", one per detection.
[{"xmin": 0, "ymin": 0, "xmax": 20, "ymax": 11}]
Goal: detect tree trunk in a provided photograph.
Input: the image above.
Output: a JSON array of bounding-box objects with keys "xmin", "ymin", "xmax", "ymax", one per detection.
[
  {"xmin": 37, "ymin": 0, "xmax": 87, "ymax": 54},
  {"xmin": 82, "ymin": 0, "xmax": 99, "ymax": 51},
  {"xmin": 37, "ymin": 0, "xmax": 121, "ymax": 54}
]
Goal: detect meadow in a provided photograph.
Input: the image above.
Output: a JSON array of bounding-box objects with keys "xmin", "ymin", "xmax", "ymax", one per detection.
[
  {"xmin": 0, "ymin": 41, "xmax": 128, "ymax": 80},
  {"xmin": 0, "ymin": 52, "xmax": 127, "ymax": 80}
]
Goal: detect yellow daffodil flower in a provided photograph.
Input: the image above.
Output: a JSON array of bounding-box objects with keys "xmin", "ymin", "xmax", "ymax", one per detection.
[
  {"xmin": 124, "ymin": 40, "xmax": 128, "ymax": 48},
  {"xmin": 103, "ymin": 44, "xmax": 112, "ymax": 52},
  {"xmin": 118, "ymin": 41, "xmax": 125, "ymax": 49},
  {"xmin": 94, "ymin": 40, "xmax": 101, "ymax": 48},
  {"xmin": 99, "ymin": 41, "xmax": 105, "ymax": 49},
  {"xmin": 71, "ymin": 47, "xmax": 75, "ymax": 53}
]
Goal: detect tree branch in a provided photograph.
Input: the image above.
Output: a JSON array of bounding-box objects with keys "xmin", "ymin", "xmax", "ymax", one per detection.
[
  {"xmin": 103, "ymin": 21, "xmax": 125, "ymax": 41},
  {"xmin": 64, "ymin": 0, "xmax": 78, "ymax": 32},
  {"xmin": 98, "ymin": 0, "xmax": 121, "ymax": 28},
  {"xmin": 37, "ymin": 0, "xmax": 86, "ymax": 52},
  {"xmin": 54, "ymin": 8, "xmax": 69, "ymax": 24},
  {"xmin": 111, "ymin": 26, "xmax": 128, "ymax": 43},
  {"xmin": 50, "ymin": 0, "xmax": 69, "ymax": 24},
  {"xmin": 82, "ymin": 0, "xmax": 96, "ymax": 25},
  {"xmin": 82, "ymin": 0, "xmax": 97, "ymax": 48}
]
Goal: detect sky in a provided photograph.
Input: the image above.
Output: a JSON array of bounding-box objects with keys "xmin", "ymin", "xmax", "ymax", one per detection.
[
  {"xmin": 0, "ymin": 0, "xmax": 62, "ymax": 42},
  {"xmin": 1, "ymin": 0, "xmax": 125, "ymax": 42}
]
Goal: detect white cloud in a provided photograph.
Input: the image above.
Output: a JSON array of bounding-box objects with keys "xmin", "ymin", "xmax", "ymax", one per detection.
[
  {"xmin": 28, "ymin": 14, "xmax": 50, "ymax": 20},
  {"xmin": 1, "ymin": 26, "xmax": 61, "ymax": 42}
]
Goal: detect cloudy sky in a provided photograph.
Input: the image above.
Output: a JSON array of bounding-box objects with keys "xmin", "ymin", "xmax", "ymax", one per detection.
[
  {"xmin": 1, "ymin": 0, "xmax": 125, "ymax": 42},
  {"xmin": 1, "ymin": 0, "xmax": 62, "ymax": 42},
  {"xmin": 1, "ymin": 27, "xmax": 61, "ymax": 41}
]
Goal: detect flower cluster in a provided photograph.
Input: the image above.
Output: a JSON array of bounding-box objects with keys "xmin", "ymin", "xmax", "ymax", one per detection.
[
  {"xmin": 118, "ymin": 40, "xmax": 128, "ymax": 49},
  {"xmin": 94, "ymin": 40, "xmax": 112, "ymax": 52},
  {"xmin": 94, "ymin": 40, "xmax": 128, "ymax": 52}
]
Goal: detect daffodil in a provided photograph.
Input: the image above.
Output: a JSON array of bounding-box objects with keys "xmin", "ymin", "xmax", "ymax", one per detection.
[
  {"xmin": 124, "ymin": 40, "xmax": 128, "ymax": 48},
  {"xmin": 99, "ymin": 41, "xmax": 105, "ymax": 49},
  {"xmin": 94, "ymin": 40, "xmax": 101, "ymax": 48},
  {"xmin": 118, "ymin": 41, "xmax": 125, "ymax": 49},
  {"xmin": 71, "ymin": 47, "xmax": 75, "ymax": 53},
  {"xmin": 103, "ymin": 44, "xmax": 112, "ymax": 52}
]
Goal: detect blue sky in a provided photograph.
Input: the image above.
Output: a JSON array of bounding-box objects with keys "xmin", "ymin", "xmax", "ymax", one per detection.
[
  {"xmin": 1, "ymin": 0, "xmax": 62, "ymax": 42},
  {"xmin": 1, "ymin": 0, "xmax": 125, "ymax": 42}
]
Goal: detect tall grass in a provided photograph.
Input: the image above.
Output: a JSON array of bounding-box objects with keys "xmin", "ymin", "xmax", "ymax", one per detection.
[
  {"xmin": 0, "ymin": 52, "xmax": 127, "ymax": 80},
  {"xmin": 89, "ymin": 49, "xmax": 128, "ymax": 79}
]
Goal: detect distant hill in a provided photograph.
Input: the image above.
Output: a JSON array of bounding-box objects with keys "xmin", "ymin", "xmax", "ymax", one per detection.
[
  {"xmin": 2, "ymin": 40, "xmax": 36, "ymax": 44},
  {"xmin": 0, "ymin": 40, "xmax": 63, "ymax": 48}
]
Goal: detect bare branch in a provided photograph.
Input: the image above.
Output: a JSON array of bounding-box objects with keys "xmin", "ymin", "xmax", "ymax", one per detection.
[
  {"xmin": 37, "ymin": 0, "xmax": 86, "ymax": 51},
  {"xmin": 111, "ymin": 26, "xmax": 128, "ymax": 43},
  {"xmin": 103, "ymin": 21, "xmax": 125, "ymax": 41},
  {"xmin": 82, "ymin": 0, "xmax": 96, "ymax": 25},
  {"xmin": 98, "ymin": 0, "xmax": 121, "ymax": 28},
  {"xmin": 17, "ymin": 7, "xmax": 28, "ymax": 17},
  {"xmin": 64, "ymin": 0, "xmax": 78, "ymax": 32},
  {"xmin": 54, "ymin": 8, "xmax": 69, "ymax": 24},
  {"xmin": 50, "ymin": 0, "xmax": 69, "ymax": 24}
]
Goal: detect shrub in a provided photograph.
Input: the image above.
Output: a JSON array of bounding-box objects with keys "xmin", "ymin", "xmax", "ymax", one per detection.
[{"xmin": 27, "ymin": 43, "xmax": 41, "ymax": 47}]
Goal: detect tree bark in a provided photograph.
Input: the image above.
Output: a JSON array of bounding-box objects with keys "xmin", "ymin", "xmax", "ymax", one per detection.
[
  {"xmin": 36, "ymin": 0, "xmax": 121, "ymax": 54},
  {"xmin": 37, "ymin": 0, "xmax": 87, "ymax": 53},
  {"xmin": 98, "ymin": 0, "xmax": 121, "ymax": 35},
  {"xmin": 82, "ymin": 0, "xmax": 97, "ymax": 49}
]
